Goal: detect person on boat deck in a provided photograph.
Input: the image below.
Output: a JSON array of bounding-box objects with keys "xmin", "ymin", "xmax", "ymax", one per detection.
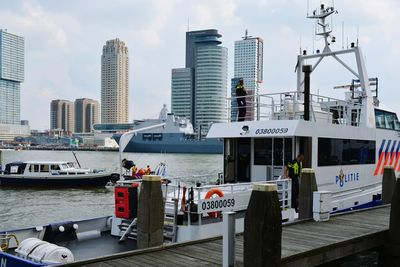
[
  {"xmin": 235, "ymin": 79, "xmax": 247, "ymax": 122},
  {"xmin": 285, "ymin": 153, "xmax": 304, "ymax": 212},
  {"xmin": 131, "ymin": 164, "xmax": 138, "ymax": 177},
  {"xmin": 137, "ymin": 168, "xmax": 146, "ymax": 177},
  {"xmin": 145, "ymin": 165, "xmax": 151, "ymax": 175}
]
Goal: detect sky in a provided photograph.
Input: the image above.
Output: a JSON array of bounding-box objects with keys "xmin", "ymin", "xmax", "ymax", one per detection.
[{"xmin": 1, "ymin": 0, "xmax": 399, "ymax": 130}]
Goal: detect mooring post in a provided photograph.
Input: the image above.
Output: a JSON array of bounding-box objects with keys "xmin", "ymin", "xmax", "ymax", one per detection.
[
  {"xmin": 380, "ymin": 177, "xmax": 400, "ymax": 266},
  {"xmin": 382, "ymin": 166, "xmax": 397, "ymax": 205},
  {"xmin": 223, "ymin": 211, "xmax": 236, "ymax": 267},
  {"xmin": 244, "ymin": 184, "xmax": 281, "ymax": 267},
  {"xmin": 299, "ymin": 168, "xmax": 318, "ymax": 220},
  {"xmin": 137, "ymin": 175, "xmax": 164, "ymax": 249}
]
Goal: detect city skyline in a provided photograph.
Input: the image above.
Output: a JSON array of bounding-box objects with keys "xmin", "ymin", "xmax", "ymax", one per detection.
[{"xmin": 1, "ymin": 0, "xmax": 400, "ymax": 130}]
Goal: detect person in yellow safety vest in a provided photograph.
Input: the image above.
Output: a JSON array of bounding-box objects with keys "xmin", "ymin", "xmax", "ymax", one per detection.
[
  {"xmin": 145, "ymin": 165, "xmax": 151, "ymax": 175},
  {"xmin": 285, "ymin": 154, "xmax": 304, "ymax": 212},
  {"xmin": 131, "ymin": 164, "xmax": 138, "ymax": 178}
]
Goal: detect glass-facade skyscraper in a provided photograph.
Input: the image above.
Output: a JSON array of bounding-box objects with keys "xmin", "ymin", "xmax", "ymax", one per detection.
[
  {"xmin": 232, "ymin": 33, "xmax": 263, "ymax": 121},
  {"xmin": 0, "ymin": 29, "xmax": 29, "ymax": 141},
  {"xmin": 171, "ymin": 29, "xmax": 227, "ymax": 136},
  {"xmin": 0, "ymin": 30, "xmax": 24, "ymax": 125},
  {"xmin": 101, "ymin": 38, "xmax": 129, "ymax": 124}
]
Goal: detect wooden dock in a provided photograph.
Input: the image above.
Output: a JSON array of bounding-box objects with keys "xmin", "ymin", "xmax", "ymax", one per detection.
[{"xmin": 64, "ymin": 205, "xmax": 390, "ymax": 267}]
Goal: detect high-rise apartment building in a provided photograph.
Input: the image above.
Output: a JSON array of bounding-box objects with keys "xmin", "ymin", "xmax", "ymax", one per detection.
[
  {"xmin": 75, "ymin": 98, "xmax": 99, "ymax": 133},
  {"xmin": 50, "ymin": 100, "xmax": 75, "ymax": 135},
  {"xmin": 232, "ymin": 32, "xmax": 263, "ymax": 121},
  {"xmin": 171, "ymin": 29, "xmax": 227, "ymax": 136},
  {"xmin": 0, "ymin": 29, "xmax": 29, "ymax": 141},
  {"xmin": 101, "ymin": 38, "xmax": 129, "ymax": 124}
]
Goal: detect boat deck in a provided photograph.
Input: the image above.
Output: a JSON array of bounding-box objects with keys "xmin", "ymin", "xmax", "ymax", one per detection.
[
  {"xmin": 63, "ymin": 205, "xmax": 390, "ymax": 266},
  {"xmin": 60, "ymin": 232, "xmax": 137, "ymax": 261}
]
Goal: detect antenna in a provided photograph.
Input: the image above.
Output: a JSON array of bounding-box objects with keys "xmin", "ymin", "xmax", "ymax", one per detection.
[
  {"xmin": 299, "ymin": 35, "xmax": 302, "ymax": 55},
  {"xmin": 312, "ymin": 22, "xmax": 315, "ymax": 54},
  {"xmin": 242, "ymin": 29, "xmax": 252, "ymax": 40},
  {"xmin": 356, "ymin": 25, "xmax": 359, "ymax": 46},
  {"xmin": 341, "ymin": 21, "xmax": 344, "ymax": 49}
]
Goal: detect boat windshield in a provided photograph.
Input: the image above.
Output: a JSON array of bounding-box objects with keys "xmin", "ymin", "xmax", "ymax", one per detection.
[
  {"xmin": 61, "ymin": 164, "xmax": 69, "ymax": 169},
  {"xmin": 67, "ymin": 162, "xmax": 75, "ymax": 168}
]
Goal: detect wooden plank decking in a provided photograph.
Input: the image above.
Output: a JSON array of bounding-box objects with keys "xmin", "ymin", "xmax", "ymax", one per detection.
[{"xmin": 64, "ymin": 205, "xmax": 390, "ymax": 267}]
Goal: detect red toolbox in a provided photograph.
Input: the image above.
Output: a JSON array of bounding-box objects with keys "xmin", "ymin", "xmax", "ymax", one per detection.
[{"xmin": 115, "ymin": 185, "xmax": 138, "ymax": 219}]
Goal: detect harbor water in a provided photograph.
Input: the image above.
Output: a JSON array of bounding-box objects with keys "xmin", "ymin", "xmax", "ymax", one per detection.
[
  {"xmin": 0, "ymin": 149, "xmax": 378, "ymax": 266},
  {"xmin": 0, "ymin": 149, "xmax": 222, "ymax": 231}
]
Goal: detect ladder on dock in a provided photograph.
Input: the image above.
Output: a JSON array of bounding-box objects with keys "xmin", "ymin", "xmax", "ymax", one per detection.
[{"xmin": 118, "ymin": 199, "xmax": 179, "ymax": 243}]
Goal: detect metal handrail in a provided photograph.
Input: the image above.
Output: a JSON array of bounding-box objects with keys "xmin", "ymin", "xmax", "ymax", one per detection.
[{"xmin": 227, "ymin": 91, "xmax": 364, "ymax": 126}]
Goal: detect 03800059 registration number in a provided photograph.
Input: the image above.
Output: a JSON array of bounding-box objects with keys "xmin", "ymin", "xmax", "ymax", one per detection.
[
  {"xmin": 255, "ymin": 128, "xmax": 288, "ymax": 135},
  {"xmin": 201, "ymin": 198, "xmax": 235, "ymax": 211}
]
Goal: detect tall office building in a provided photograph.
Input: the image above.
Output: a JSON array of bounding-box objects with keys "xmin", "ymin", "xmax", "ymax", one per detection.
[
  {"xmin": 101, "ymin": 38, "xmax": 129, "ymax": 124},
  {"xmin": 171, "ymin": 29, "xmax": 227, "ymax": 136},
  {"xmin": 0, "ymin": 29, "xmax": 29, "ymax": 140},
  {"xmin": 75, "ymin": 98, "xmax": 99, "ymax": 133},
  {"xmin": 50, "ymin": 100, "xmax": 75, "ymax": 135},
  {"xmin": 171, "ymin": 68, "xmax": 193, "ymax": 122},
  {"xmin": 232, "ymin": 31, "xmax": 263, "ymax": 121}
]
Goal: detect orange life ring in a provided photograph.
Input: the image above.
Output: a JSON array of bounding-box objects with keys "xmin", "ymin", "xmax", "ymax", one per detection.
[{"xmin": 205, "ymin": 188, "xmax": 224, "ymax": 218}]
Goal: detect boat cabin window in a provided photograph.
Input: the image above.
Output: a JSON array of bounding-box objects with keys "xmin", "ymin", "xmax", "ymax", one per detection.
[
  {"xmin": 254, "ymin": 139, "xmax": 272, "ymax": 165},
  {"xmin": 40, "ymin": 165, "xmax": 50, "ymax": 172},
  {"xmin": 318, "ymin": 138, "xmax": 375, "ymax": 166},
  {"xmin": 67, "ymin": 162, "xmax": 75, "ymax": 168},
  {"xmin": 61, "ymin": 164, "xmax": 68, "ymax": 169},
  {"xmin": 30, "ymin": 164, "xmax": 40, "ymax": 172},
  {"xmin": 51, "ymin": 165, "xmax": 60, "ymax": 171},
  {"xmin": 375, "ymin": 109, "xmax": 400, "ymax": 131},
  {"xmin": 5, "ymin": 163, "xmax": 26, "ymax": 174},
  {"xmin": 254, "ymin": 138, "xmax": 293, "ymax": 166}
]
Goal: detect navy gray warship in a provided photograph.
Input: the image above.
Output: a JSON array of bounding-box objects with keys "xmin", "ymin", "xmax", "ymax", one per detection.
[{"xmin": 113, "ymin": 105, "xmax": 223, "ymax": 154}]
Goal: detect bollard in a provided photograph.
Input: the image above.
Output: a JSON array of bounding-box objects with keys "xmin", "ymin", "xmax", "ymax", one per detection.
[
  {"xmin": 137, "ymin": 175, "xmax": 164, "ymax": 249},
  {"xmin": 382, "ymin": 166, "xmax": 397, "ymax": 205},
  {"xmin": 379, "ymin": 177, "xmax": 400, "ymax": 266},
  {"xmin": 244, "ymin": 184, "xmax": 281, "ymax": 267},
  {"xmin": 299, "ymin": 168, "xmax": 318, "ymax": 220},
  {"xmin": 223, "ymin": 212, "xmax": 235, "ymax": 267}
]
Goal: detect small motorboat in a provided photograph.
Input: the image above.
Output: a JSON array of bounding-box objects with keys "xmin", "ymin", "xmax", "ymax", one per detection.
[{"xmin": 0, "ymin": 161, "xmax": 119, "ymax": 187}]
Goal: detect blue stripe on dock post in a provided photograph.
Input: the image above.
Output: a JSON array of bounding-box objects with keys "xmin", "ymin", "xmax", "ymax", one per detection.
[{"xmin": 244, "ymin": 183, "xmax": 281, "ymax": 266}]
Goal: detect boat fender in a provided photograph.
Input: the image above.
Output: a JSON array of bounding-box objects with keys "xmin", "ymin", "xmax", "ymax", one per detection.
[
  {"xmin": 43, "ymin": 222, "xmax": 77, "ymax": 243},
  {"xmin": 110, "ymin": 173, "xmax": 120, "ymax": 183},
  {"xmin": 205, "ymin": 188, "xmax": 224, "ymax": 218}
]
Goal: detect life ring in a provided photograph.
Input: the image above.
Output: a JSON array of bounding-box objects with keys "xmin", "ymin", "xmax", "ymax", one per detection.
[{"xmin": 205, "ymin": 188, "xmax": 224, "ymax": 218}]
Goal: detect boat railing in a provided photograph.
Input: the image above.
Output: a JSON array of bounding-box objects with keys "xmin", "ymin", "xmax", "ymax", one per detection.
[
  {"xmin": 227, "ymin": 91, "xmax": 363, "ymax": 126},
  {"xmin": 163, "ymin": 178, "xmax": 292, "ymax": 226}
]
